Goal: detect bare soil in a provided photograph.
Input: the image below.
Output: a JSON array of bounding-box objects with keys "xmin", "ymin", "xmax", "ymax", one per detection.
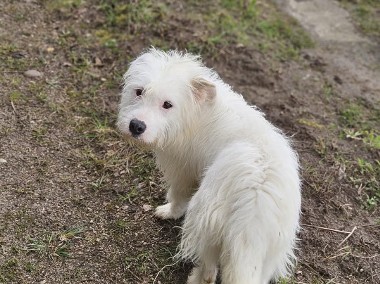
[{"xmin": 0, "ymin": 1, "xmax": 379, "ymax": 284}]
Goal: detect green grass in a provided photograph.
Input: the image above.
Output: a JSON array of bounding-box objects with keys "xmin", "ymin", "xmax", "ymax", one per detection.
[
  {"xmin": 95, "ymin": 0, "xmax": 167, "ymax": 49},
  {"xmin": 9, "ymin": 90, "xmax": 24, "ymax": 103},
  {"xmin": 323, "ymin": 82, "xmax": 335, "ymax": 98},
  {"xmin": 357, "ymin": 159, "xmax": 380, "ymax": 209},
  {"xmin": 99, "ymin": 0, "xmax": 166, "ymax": 28},
  {"xmin": 43, "ymin": 0, "xmax": 84, "ymax": 11},
  {"xmin": 344, "ymin": 129, "xmax": 380, "ymax": 149},
  {"xmin": 347, "ymin": 158, "xmax": 380, "ymax": 210},
  {"xmin": 124, "ymin": 244, "xmax": 178, "ymax": 281},
  {"xmin": 26, "ymin": 226, "xmax": 86, "ymax": 258},
  {"xmin": 0, "ymin": 43, "xmax": 42, "ymax": 71},
  {"xmin": 338, "ymin": 0, "xmax": 380, "ymax": 37},
  {"xmin": 82, "ymin": 0, "xmax": 313, "ymax": 61},
  {"xmin": 184, "ymin": 0, "xmax": 313, "ymax": 59},
  {"xmin": 339, "ymin": 101, "xmax": 380, "ymax": 150},
  {"xmin": 339, "ymin": 103, "xmax": 363, "ymax": 128},
  {"xmin": 0, "ymin": 259, "xmax": 18, "ymax": 283}
]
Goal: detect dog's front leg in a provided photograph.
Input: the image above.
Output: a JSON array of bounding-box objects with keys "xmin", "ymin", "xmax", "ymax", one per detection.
[{"xmin": 155, "ymin": 179, "xmax": 193, "ymax": 220}]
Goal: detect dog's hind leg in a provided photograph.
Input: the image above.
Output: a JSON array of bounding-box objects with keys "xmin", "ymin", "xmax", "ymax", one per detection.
[
  {"xmin": 187, "ymin": 245, "xmax": 219, "ymax": 284},
  {"xmin": 220, "ymin": 236, "xmax": 266, "ymax": 284},
  {"xmin": 180, "ymin": 182, "xmax": 221, "ymax": 283}
]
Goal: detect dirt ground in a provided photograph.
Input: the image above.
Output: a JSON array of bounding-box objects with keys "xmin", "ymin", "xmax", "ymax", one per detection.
[{"xmin": 0, "ymin": 0, "xmax": 379, "ymax": 283}]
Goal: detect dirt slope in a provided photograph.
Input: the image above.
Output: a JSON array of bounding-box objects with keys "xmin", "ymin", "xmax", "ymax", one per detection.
[{"xmin": 0, "ymin": 0, "xmax": 379, "ymax": 283}]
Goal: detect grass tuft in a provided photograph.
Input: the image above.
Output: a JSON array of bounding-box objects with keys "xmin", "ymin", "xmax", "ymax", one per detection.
[{"xmin": 26, "ymin": 226, "xmax": 86, "ymax": 258}]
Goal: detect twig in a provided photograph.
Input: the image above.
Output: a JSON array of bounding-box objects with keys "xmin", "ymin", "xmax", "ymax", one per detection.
[
  {"xmin": 302, "ymin": 224, "xmax": 351, "ymax": 234},
  {"xmin": 359, "ymin": 223, "xmax": 380, "ymax": 228},
  {"xmin": 153, "ymin": 259, "xmax": 181, "ymax": 284},
  {"xmin": 10, "ymin": 100, "xmax": 16, "ymax": 113},
  {"xmin": 351, "ymin": 253, "xmax": 379, "ymax": 259},
  {"xmin": 125, "ymin": 267, "xmax": 143, "ymax": 283},
  {"xmin": 338, "ymin": 226, "xmax": 357, "ymax": 247},
  {"xmin": 326, "ymin": 251, "xmax": 351, "ymax": 260}
]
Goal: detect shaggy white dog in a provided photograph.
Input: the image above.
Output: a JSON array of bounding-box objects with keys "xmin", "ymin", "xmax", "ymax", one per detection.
[{"xmin": 117, "ymin": 48, "xmax": 301, "ymax": 284}]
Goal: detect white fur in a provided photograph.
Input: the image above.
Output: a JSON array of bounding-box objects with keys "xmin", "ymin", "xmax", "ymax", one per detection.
[{"xmin": 117, "ymin": 48, "xmax": 301, "ymax": 284}]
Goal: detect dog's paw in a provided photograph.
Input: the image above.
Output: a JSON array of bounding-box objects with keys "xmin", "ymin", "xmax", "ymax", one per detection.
[{"xmin": 155, "ymin": 203, "xmax": 185, "ymax": 220}]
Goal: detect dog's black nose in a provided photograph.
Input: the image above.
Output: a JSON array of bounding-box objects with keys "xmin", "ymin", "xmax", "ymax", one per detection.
[{"xmin": 129, "ymin": 119, "xmax": 146, "ymax": 136}]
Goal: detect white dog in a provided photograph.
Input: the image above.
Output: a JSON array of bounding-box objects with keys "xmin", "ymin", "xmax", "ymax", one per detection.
[{"xmin": 117, "ymin": 48, "xmax": 301, "ymax": 284}]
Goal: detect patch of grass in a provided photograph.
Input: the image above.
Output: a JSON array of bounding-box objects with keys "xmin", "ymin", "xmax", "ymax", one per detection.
[
  {"xmin": 109, "ymin": 219, "xmax": 130, "ymax": 235},
  {"xmin": 68, "ymin": 50, "xmax": 92, "ymax": 73},
  {"xmin": 90, "ymin": 174, "xmax": 107, "ymax": 190},
  {"xmin": 314, "ymin": 138, "xmax": 328, "ymax": 157},
  {"xmin": 99, "ymin": 0, "xmax": 166, "ymax": 29},
  {"xmin": 339, "ymin": 101, "xmax": 380, "ymax": 150},
  {"xmin": 24, "ymin": 262, "xmax": 36, "ymax": 273},
  {"xmin": 348, "ymin": 158, "xmax": 380, "ymax": 210},
  {"xmin": 0, "ymin": 43, "xmax": 40, "ymax": 71},
  {"xmin": 95, "ymin": 0, "xmax": 167, "ymax": 49},
  {"xmin": 0, "ymin": 258, "xmax": 18, "ymax": 283},
  {"xmin": 344, "ymin": 129, "xmax": 380, "ymax": 149},
  {"xmin": 43, "ymin": 0, "xmax": 83, "ymax": 11},
  {"xmin": 339, "ymin": 103, "xmax": 363, "ymax": 128},
  {"xmin": 80, "ymin": 146, "xmax": 108, "ymax": 170},
  {"xmin": 92, "ymin": 116, "xmax": 115, "ymax": 137},
  {"xmin": 298, "ymin": 118, "xmax": 323, "ymax": 129},
  {"xmin": 32, "ymin": 126, "xmax": 48, "ymax": 142},
  {"xmin": 125, "ymin": 252, "xmax": 150, "ymax": 274},
  {"xmin": 9, "ymin": 90, "xmax": 24, "ymax": 103},
  {"xmin": 338, "ymin": 0, "xmax": 380, "ymax": 37},
  {"xmin": 94, "ymin": 29, "xmax": 118, "ymax": 49},
  {"xmin": 363, "ymin": 131, "xmax": 380, "ymax": 149},
  {"xmin": 323, "ymin": 82, "xmax": 335, "ymax": 98},
  {"xmin": 185, "ymin": 0, "xmax": 313, "ymax": 59},
  {"xmin": 119, "ymin": 186, "xmax": 139, "ymax": 203},
  {"xmin": 26, "ymin": 226, "xmax": 86, "ymax": 258},
  {"xmin": 124, "ymin": 244, "xmax": 177, "ymax": 280},
  {"xmin": 28, "ymin": 80, "xmax": 46, "ymax": 95},
  {"xmin": 92, "ymin": 0, "xmax": 312, "ymax": 60},
  {"xmin": 256, "ymin": 17, "xmax": 313, "ymax": 59},
  {"xmin": 211, "ymin": 0, "xmax": 256, "ymax": 40}
]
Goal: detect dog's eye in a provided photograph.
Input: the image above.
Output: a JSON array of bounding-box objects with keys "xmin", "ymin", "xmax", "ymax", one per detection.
[
  {"xmin": 163, "ymin": 101, "xmax": 173, "ymax": 109},
  {"xmin": 135, "ymin": 88, "xmax": 143, "ymax": 96}
]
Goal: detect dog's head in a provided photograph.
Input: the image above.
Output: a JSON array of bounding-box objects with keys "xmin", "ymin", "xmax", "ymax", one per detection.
[{"xmin": 117, "ymin": 48, "xmax": 217, "ymax": 148}]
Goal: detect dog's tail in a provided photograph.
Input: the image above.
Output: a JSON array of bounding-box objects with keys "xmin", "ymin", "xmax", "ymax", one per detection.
[{"xmin": 219, "ymin": 191, "xmax": 298, "ymax": 283}]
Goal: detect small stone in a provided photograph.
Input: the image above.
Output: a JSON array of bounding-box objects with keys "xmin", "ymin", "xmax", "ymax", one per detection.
[
  {"xmin": 334, "ymin": 75, "xmax": 343, "ymax": 84},
  {"xmin": 11, "ymin": 51, "xmax": 26, "ymax": 59},
  {"xmin": 143, "ymin": 204, "xmax": 152, "ymax": 212},
  {"xmin": 94, "ymin": 57, "xmax": 103, "ymax": 66},
  {"xmin": 46, "ymin": 47, "xmax": 54, "ymax": 52},
  {"xmin": 24, "ymin": 69, "xmax": 42, "ymax": 78},
  {"xmin": 0, "ymin": 158, "xmax": 7, "ymax": 163}
]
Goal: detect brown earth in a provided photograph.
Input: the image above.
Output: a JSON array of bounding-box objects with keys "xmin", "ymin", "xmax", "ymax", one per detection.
[{"xmin": 0, "ymin": 1, "xmax": 379, "ymax": 284}]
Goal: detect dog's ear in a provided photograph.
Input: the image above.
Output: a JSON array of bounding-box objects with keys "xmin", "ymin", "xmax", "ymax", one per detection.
[{"xmin": 191, "ymin": 78, "xmax": 216, "ymax": 103}]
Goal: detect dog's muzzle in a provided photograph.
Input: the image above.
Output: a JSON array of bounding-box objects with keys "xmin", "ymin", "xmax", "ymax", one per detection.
[{"xmin": 129, "ymin": 119, "xmax": 146, "ymax": 137}]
